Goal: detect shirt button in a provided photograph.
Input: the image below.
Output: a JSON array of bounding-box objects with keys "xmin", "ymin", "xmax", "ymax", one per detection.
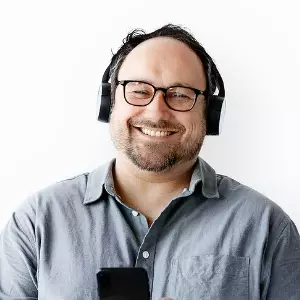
[
  {"xmin": 132, "ymin": 210, "xmax": 139, "ymax": 217},
  {"xmin": 142, "ymin": 251, "xmax": 150, "ymax": 259}
]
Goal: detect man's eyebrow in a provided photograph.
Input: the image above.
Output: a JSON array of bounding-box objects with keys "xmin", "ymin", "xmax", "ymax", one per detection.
[
  {"xmin": 170, "ymin": 81, "xmax": 195, "ymax": 88},
  {"xmin": 126, "ymin": 78, "xmax": 198, "ymax": 89}
]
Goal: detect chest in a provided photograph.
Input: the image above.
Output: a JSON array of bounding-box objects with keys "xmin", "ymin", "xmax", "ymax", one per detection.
[{"xmin": 36, "ymin": 196, "xmax": 265, "ymax": 300}]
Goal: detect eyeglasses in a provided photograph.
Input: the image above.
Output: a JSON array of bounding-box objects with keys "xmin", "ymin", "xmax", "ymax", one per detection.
[{"xmin": 117, "ymin": 80, "xmax": 208, "ymax": 112}]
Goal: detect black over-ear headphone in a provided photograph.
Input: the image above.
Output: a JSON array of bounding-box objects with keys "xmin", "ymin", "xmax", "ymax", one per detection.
[{"xmin": 97, "ymin": 64, "xmax": 226, "ymax": 135}]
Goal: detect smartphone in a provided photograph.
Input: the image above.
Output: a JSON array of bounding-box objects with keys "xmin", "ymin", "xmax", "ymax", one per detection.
[{"xmin": 97, "ymin": 267, "xmax": 150, "ymax": 300}]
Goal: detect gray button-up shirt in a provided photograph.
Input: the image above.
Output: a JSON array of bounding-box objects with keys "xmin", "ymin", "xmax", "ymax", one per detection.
[{"xmin": 1, "ymin": 158, "xmax": 300, "ymax": 300}]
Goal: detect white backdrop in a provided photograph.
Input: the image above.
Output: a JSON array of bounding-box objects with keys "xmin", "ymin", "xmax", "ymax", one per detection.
[{"xmin": 0, "ymin": 0, "xmax": 299, "ymax": 230}]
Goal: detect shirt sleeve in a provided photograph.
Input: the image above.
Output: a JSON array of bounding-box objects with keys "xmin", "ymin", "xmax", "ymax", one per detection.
[
  {"xmin": 0, "ymin": 199, "xmax": 38, "ymax": 299},
  {"xmin": 263, "ymin": 220, "xmax": 300, "ymax": 300}
]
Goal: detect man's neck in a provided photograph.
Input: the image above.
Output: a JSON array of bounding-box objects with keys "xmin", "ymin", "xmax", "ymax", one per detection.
[{"xmin": 112, "ymin": 154, "xmax": 197, "ymax": 223}]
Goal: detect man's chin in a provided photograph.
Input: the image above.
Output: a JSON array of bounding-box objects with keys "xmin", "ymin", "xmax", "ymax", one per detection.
[
  {"xmin": 133, "ymin": 163, "xmax": 173, "ymax": 173},
  {"xmin": 127, "ymin": 152, "xmax": 177, "ymax": 173}
]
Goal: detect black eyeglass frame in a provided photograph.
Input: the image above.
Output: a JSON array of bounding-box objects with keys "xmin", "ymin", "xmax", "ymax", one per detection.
[{"xmin": 117, "ymin": 80, "xmax": 209, "ymax": 112}]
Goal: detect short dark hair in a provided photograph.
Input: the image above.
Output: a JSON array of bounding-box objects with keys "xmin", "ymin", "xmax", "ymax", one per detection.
[{"xmin": 109, "ymin": 24, "xmax": 221, "ymax": 107}]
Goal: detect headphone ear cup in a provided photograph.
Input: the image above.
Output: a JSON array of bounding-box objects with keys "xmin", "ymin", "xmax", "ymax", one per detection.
[
  {"xmin": 97, "ymin": 83, "xmax": 111, "ymax": 123},
  {"xmin": 206, "ymin": 95, "xmax": 225, "ymax": 135}
]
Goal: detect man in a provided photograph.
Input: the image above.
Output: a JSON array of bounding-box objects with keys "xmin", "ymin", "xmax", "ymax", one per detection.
[{"xmin": 1, "ymin": 24, "xmax": 300, "ymax": 300}]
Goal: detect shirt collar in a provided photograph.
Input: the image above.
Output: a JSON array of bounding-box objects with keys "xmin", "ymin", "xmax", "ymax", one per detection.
[
  {"xmin": 83, "ymin": 157, "xmax": 219, "ymax": 205},
  {"xmin": 189, "ymin": 158, "xmax": 220, "ymax": 199},
  {"xmin": 83, "ymin": 160, "xmax": 114, "ymax": 204}
]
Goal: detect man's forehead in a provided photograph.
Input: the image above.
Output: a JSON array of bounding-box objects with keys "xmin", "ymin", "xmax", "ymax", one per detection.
[{"xmin": 118, "ymin": 37, "xmax": 206, "ymax": 87}]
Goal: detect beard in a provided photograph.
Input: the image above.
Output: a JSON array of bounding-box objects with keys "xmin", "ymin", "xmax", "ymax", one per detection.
[{"xmin": 110, "ymin": 115, "xmax": 206, "ymax": 172}]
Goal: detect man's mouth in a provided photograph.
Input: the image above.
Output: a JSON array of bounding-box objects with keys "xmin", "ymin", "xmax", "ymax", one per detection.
[{"xmin": 138, "ymin": 127, "xmax": 177, "ymax": 137}]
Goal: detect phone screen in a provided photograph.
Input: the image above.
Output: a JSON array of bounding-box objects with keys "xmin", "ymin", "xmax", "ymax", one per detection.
[{"xmin": 97, "ymin": 267, "xmax": 150, "ymax": 300}]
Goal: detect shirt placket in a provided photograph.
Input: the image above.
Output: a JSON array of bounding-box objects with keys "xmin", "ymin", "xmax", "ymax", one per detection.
[{"xmin": 134, "ymin": 213, "xmax": 165, "ymax": 299}]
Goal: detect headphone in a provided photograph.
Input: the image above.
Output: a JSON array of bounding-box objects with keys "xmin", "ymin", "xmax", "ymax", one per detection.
[{"xmin": 97, "ymin": 63, "xmax": 226, "ymax": 135}]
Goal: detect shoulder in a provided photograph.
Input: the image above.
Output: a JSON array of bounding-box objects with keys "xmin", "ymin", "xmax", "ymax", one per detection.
[
  {"xmin": 216, "ymin": 174, "xmax": 291, "ymax": 231},
  {"xmin": 16, "ymin": 158, "xmax": 113, "ymax": 214},
  {"xmin": 13, "ymin": 158, "xmax": 114, "ymax": 226},
  {"xmin": 36, "ymin": 172, "xmax": 89, "ymax": 207},
  {"xmin": 11, "ymin": 172, "xmax": 89, "ymax": 225}
]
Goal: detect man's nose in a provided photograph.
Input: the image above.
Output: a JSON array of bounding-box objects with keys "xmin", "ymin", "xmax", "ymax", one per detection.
[{"xmin": 147, "ymin": 90, "xmax": 169, "ymax": 113}]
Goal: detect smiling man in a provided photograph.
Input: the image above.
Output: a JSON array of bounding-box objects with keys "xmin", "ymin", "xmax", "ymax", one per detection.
[
  {"xmin": 1, "ymin": 24, "xmax": 300, "ymax": 300},
  {"xmin": 108, "ymin": 34, "xmax": 209, "ymax": 226}
]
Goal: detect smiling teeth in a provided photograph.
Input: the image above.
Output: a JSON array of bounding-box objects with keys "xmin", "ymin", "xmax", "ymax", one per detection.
[{"xmin": 140, "ymin": 128, "xmax": 173, "ymax": 137}]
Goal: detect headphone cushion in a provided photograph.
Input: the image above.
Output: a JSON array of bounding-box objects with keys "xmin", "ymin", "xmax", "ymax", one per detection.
[
  {"xmin": 206, "ymin": 95, "xmax": 225, "ymax": 135},
  {"xmin": 97, "ymin": 83, "xmax": 111, "ymax": 123}
]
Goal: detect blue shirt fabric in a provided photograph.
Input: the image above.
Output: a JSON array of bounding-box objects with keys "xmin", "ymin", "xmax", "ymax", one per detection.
[{"xmin": 0, "ymin": 158, "xmax": 300, "ymax": 300}]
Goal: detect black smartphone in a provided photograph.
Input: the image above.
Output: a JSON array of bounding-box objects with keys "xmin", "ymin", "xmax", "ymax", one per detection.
[{"xmin": 97, "ymin": 267, "xmax": 150, "ymax": 300}]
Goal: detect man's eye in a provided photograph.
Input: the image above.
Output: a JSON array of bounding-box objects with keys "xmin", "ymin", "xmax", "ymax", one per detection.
[
  {"xmin": 170, "ymin": 93, "xmax": 188, "ymax": 98},
  {"xmin": 133, "ymin": 90, "xmax": 150, "ymax": 95}
]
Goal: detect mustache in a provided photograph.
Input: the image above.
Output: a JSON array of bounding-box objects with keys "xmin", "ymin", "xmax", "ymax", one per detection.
[{"xmin": 129, "ymin": 117, "xmax": 185, "ymax": 132}]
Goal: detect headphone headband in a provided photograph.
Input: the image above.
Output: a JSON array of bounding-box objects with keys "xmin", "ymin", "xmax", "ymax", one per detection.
[{"xmin": 102, "ymin": 65, "xmax": 110, "ymax": 83}]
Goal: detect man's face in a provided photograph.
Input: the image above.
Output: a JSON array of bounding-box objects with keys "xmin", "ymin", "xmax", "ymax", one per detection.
[{"xmin": 109, "ymin": 37, "xmax": 207, "ymax": 172}]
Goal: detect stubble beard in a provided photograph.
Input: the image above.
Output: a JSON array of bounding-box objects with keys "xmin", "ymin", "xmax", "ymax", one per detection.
[{"xmin": 110, "ymin": 118, "xmax": 206, "ymax": 173}]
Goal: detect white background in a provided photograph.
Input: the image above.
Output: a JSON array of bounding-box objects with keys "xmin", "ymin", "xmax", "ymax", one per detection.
[{"xmin": 0, "ymin": 0, "xmax": 299, "ymax": 230}]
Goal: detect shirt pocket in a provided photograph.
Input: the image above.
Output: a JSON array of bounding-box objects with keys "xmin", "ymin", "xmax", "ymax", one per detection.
[{"xmin": 171, "ymin": 254, "xmax": 250, "ymax": 300}]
